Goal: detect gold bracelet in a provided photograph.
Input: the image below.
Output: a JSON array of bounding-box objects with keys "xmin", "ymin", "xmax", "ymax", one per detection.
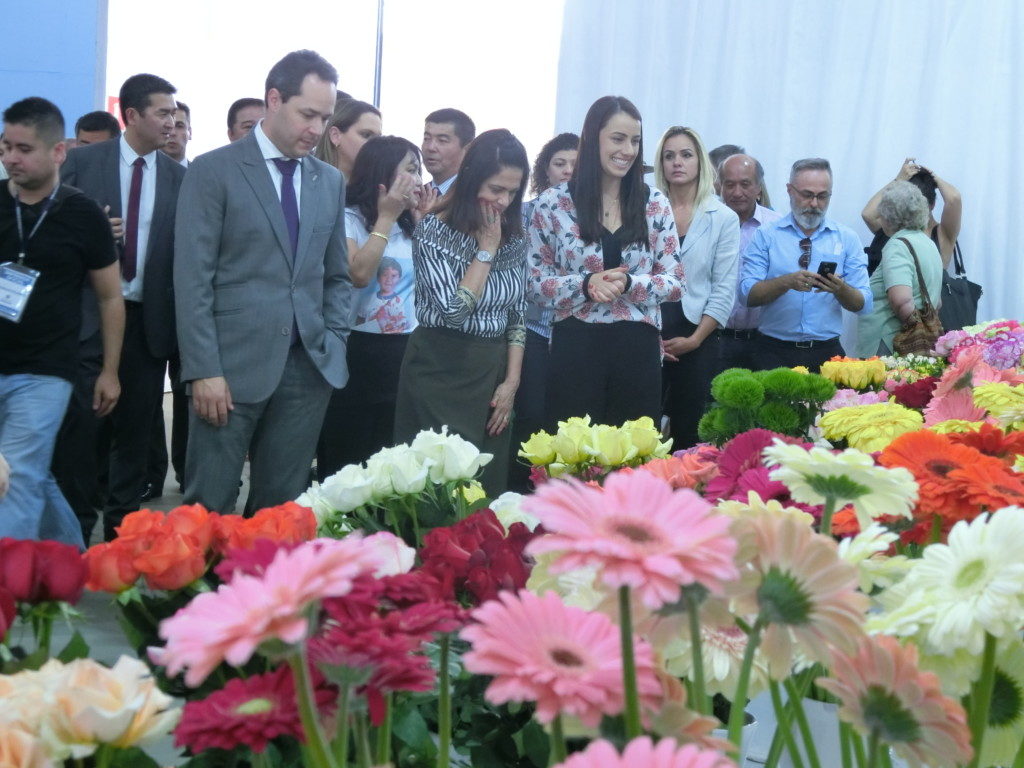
[{"xmin": 369, "ymin": 231, "xmax": 389, "ymax": 244}]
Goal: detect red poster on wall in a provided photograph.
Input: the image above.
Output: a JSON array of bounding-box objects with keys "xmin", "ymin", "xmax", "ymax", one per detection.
[{"xmin": 106, "ymin": 96, "xmax": 125, "ymax": 128}]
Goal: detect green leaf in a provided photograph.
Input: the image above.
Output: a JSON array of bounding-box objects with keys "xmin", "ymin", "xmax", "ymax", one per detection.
[
  {"xmin": 521, "ymin": 720, "xmax": 550, "ymax": 767},
  {"xmin": 105, "ymin": 746, "xmax": 162, "ymax": 767},
  {"xmin": 55, "ymin": 630, "xmax": 90, "ymax": 662},
  {"xmin": 392, "ymin": 701, "xmax": 432, "ymax": 750}
]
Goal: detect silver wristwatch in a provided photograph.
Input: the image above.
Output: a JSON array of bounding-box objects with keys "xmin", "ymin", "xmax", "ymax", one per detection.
[{"xmin": 475, "ymin": 249, "xmax": 494, "ymax": 263}]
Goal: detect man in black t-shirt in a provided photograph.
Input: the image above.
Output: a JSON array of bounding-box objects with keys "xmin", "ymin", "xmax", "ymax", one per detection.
[{"xmin": 0, "ymin": 97, "xmax": 124, "ymax": 546}]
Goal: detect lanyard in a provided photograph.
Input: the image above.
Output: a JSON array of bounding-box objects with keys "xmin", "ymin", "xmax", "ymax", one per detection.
[{"xmin": 14, "ymin": 184, "xmax": 60, "ymax": 264}]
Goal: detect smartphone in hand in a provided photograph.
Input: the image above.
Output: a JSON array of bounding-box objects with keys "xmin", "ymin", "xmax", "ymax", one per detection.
[{"xmin": 817, "ymin": 261, "xmax": 838, "ymax": 277}]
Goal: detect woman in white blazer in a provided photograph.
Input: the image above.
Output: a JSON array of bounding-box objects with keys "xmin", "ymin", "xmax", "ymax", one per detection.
[{"xmin": 655, "ymin": 126, "xmax": 740, "ymax": 449}]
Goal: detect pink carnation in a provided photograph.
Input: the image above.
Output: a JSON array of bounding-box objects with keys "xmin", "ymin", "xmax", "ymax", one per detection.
[
  {"xmin": 460, "ymin": 591, "xmax": 661, "ymax": 727},
  {"xmin": 823, "ymin": 388, "xmax": 889, "ymax": 412},
  {"xmin": 524, "ymin": 470, "xmax": 738, "ymax": 609},
  {"xmin": 155, "ymin": 536, "xmax": 381, "ymax": 687},
  {"xmin": 554, "ymin": 737, "xmax": 737, "ymax": 768}
]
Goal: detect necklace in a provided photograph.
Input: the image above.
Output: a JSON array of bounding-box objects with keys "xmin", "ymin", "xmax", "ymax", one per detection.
[{"xmin": 602, "ymin": 195, "xmax": 620, "ymax": 218}]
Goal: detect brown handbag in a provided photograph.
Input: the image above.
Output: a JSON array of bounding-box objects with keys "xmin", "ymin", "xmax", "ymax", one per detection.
[{"xmin": 891, "ymin": 237, "xmax": 943, "ymax": 356}]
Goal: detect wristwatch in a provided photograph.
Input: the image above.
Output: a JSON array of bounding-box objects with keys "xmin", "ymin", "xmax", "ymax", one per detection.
[{"xmin": 475, "ymin": 249, "xmax": 494, "ymax": 263}]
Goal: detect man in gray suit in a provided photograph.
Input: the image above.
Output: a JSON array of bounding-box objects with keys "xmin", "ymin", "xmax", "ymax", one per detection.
[
  {"xmin": 61, "ymin": 74, "xmax": 185, "ymax": 541},
  {"xmin": 175, "ymin": 50, "xmax": 351, "ymax": 514}
]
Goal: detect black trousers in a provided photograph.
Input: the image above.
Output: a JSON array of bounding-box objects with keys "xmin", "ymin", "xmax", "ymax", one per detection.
[
  {"xmin": 145, "ymin": 354, "xmax": 188, "ymax": 494},
  {"xmin": 717, "ymin": 328, "xmax": 761, "ymax": 373},
  {"xmin": 545, "ymin": 318, "xmax": 661, "ymax": 430},
  {"xmin": 753, "ymin": 332, "xmax": 845, "ymax": 372},
  {"xmin": 508, "ymin": 328, "xmax": 549, "ymax": 493},
  {"xmin": 102, "ymin": 302, "xmax": 167, "ymax": 540},
  {"xmin": 50, "ymin": 335, "xmax": 103, "ymax": 544},
  {"xmin": 661, "ymin": 317, "xmax": 720, "ymax": 451},
  {"xmin": 317, "ymin": 331, "xmax": 409, "ymax": 481}
]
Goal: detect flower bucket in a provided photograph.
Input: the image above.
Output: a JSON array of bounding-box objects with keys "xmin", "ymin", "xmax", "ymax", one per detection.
[
  {"xmin": 712, "ymin": 711, "xmax": 758, "ymax": 765},
  {"xmin": 778, "ymin": 698, "xmax": 841, "ymax": 768}
]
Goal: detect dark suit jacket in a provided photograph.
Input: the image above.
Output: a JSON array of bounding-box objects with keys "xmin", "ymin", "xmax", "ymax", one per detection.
[
  {"xmin": 173, "ymin": 131, "xmax": 351, "ymax": 403},
  {"xmin": 61, "ymin": 137, "xmax": 186, "ymax": 359}
]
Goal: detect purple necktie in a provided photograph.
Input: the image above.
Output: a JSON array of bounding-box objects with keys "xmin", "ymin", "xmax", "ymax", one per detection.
[
  {"xmin": 122, "ymin": 157, "xmax": 145, "ymax": 281},
  {"xmin": 273, "ymin": 157, "xmax": 299, "ymax": 259}
]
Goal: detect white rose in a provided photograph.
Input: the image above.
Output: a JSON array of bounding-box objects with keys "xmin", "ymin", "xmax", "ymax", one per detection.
[
  {"xmin": 362, "ymin": 532, "xmax": 416, "ymax": 576},
  {"xmin": 490, "ymin": 492, "xmax": 539, "ymax": 531},
  {"xmin": 365, "ymin": 446, "xmax": 408, "ymax": 499},
  {"xmin": 410, "ymin": 426, "xmax": 450, "ymax": 466},
  {"xmin": 320, "ymin": 464, "xmax": 376, "ymax": 512},
  {"xmin": 437, "ymin": 432, "xmax": 492, "ymax": 482},
  {"xmin": 384, "ymin": 448, "xmax": 430, "ymax": 495}
]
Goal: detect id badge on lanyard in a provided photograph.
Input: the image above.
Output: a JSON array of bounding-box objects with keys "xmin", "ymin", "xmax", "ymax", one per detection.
[
  {"xmin": 1, "ymin": 184, "xmax": 58, "ymax": 323},
  {"xmin": 0, "ymin": 262, "xmax": 40, "ymax": 323}
]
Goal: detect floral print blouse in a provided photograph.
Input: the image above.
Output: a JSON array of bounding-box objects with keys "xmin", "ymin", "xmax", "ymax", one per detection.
[{"xmin": 527, "ymin": 184, "xmax": 685, "ymax": 329}]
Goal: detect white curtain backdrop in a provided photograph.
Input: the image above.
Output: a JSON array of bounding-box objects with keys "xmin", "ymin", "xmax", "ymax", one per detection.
[{"xmin": 554, "ymin": 0, "xmax": 1021, "ymax": 324}]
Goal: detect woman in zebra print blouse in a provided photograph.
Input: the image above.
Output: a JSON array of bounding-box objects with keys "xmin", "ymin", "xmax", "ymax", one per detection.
[{"xmin": 393, "ymin": 129, "xmax": 530, "ymax": 494}]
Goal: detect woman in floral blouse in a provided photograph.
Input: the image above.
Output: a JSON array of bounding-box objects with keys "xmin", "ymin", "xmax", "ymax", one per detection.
[
  {"xmin": 527, "ymin": 95, "xmax": 685, "ymax": 428},
  {"xmin": 394, "ymin": 129, "xmax": 530, "ymax": 494}
]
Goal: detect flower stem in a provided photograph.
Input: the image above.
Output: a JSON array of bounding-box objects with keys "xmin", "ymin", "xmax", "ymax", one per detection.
[
  {"xmin": 784, "ymin": 678, "xmax": 822, "ymax": 768},
  {"xmin": 355, "ymin": 713, "xmax": 372, "ymax": 768},
  {"xmin": 839, "ymin": 721, "xmax": 854, "ymax": 768},
  {"xmin": 1010, "ymin": 732, "xmax": 1024, "ymax": 768},
  {"xmin": 437, "ymin": 634, "xmax": 452, "ymax": 768},
  {"xmin": 684, "ymin": 589, "xmax": 709, "ymax": 715},
  {"xmin": 769, "ymin": 679, "xmax": 805, "ymax": 768},
  {"xmin": 289, "ymin": 649, "xmax": 337, "ymax": 768},
  {"xmin": 617, "ymin": 586, "xmax": 642, "ymax": 739},
  {"xmin": 820, "ymin": 495, "xmax": 837, "ymax": 537},
  {"xmin": 929, "ymin": 513, "xmax": 943, "ymax": 544},
  {"xmin": 549, "ymin": 714, "xmax": 567, "ymax": 766},
  {"xmin": 375, "ymin": 692, "xmax": 393, "ymax": 765},
  {"xmin": 966, "ymin": 632, "xmax": 998, "ymax": 768},
  {"xmin": 252, "ymin": 750, "xmax": 273, "ymax": 768},
  {"xmin": 865, "ymin": 730, "xmax": 880, "ymax": 768},
  {"xmin": 850, "ymin": 727, "xmax": 867, "ymax": 768},
  {"xmin": 727, "ymin": 617, "xmax": 763, "ymax": 747},
  {"xmin": 95, "ymin": 745, "xmax": 114, "ymax": 768},
  {"xmin": 334, "ymin": 682, "xmax": 351, "ymax": 768}
]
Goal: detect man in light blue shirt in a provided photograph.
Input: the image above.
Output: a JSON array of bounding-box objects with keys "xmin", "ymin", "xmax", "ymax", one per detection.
[{"xmin": 739, "ymin": 157, "xmax": 871, "ymax": 370}]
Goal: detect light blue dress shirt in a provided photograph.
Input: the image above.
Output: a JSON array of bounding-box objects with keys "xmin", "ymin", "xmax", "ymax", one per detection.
[{"xmin": 738, "ymin": 213, "xmax": 871, "ymax": 342}]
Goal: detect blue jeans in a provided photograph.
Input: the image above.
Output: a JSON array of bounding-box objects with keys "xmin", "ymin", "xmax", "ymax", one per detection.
[{"xmin": 0, "ymin": 373, "xmax": 85, "ymax": 548}]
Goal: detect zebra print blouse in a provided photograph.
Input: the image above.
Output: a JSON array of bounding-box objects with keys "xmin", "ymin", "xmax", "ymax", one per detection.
[{"xmin": 411, "ymin": 214, "xmax": 528, "ymax": 346}]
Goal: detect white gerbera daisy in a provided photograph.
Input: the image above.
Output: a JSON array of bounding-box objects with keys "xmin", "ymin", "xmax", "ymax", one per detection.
[
  {"xmin": 981, "ymin": 638, "xmax": 1024, "ymax": 767},
  {"xmin": 897, "ymin": 506, "xmax": 1024, "ymax": 654},
  {"xmin": 837, "ymin": 524, "xmax": 910, "ymax": 593},
  {"xmin": 763, "ymin": 439, "xmax": 918, "ymax": 531}
]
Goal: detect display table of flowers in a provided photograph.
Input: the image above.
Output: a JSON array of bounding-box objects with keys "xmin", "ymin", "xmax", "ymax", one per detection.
[{"xmin": 2, "ymin": 318, "xmax": 1024, "ymax": 768}]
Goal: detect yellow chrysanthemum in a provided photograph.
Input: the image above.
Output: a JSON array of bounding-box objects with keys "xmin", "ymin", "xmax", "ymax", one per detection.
[
  {"xmin": 927, "ymin": 419, "xmax": 985, "ymax": 435},
  {"xmin": 819, "ymin": 402, "xmax": 924, "ymax": 452},
  {"xmin": 974, "ymin": 383, "xmax": 1024, "ymax": 427},
  {"xmin": 820, "ymin": 357, "xmax": 886, "ymax": 390},
  {"xmin": 791, "ymin": 365, "xmax": 810, "ymax": 375}
]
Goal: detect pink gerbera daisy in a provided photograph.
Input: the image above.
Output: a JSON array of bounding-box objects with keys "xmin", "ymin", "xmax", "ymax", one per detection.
[
  {"xmin": 524, "ymin": 471, "xmax": 739, "ymax": 609},
  {"xmin": 553, "ymin": 737, "xmax": 737, "ymax": 768},
  {"xmin": 460, "ymin": 590, "xmax": 662, "ymax": 727},
  {"xmin": 816, "ymin": 635, "xmax": 972, "ymax": 768},
  {"xmin": 155, "ymin": 536, "xmax": 382, "ymax": 687}
]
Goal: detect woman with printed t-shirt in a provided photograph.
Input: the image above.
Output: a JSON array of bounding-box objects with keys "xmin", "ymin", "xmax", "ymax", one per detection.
[
  {"xmin": 528, "ymin": 96, "xmax": 685, "ymax": 429},
  {"xmin": 316, "ymin": 136, "xmax": 436, "ymax": 480},
  {"xmin": 394, "ymin": 129, "xmax": 530, "ymax": 495}
]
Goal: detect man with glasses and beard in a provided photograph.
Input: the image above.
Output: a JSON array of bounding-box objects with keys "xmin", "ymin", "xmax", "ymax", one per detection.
[{"xmin": 738, "ymin": 157, "xmax": 870, "ymax": 370}]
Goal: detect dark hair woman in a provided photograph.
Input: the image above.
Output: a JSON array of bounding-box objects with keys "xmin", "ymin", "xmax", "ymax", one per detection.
[
  {"xmin": 527, "ymin": 96, "xmax": 685, "ymax": 429},
  {"xmin": 393, "ymin": 129, "xmax": 530, "ymax": 495},
  {"xmin": 316, "ymin": 135, "xmax": 436, "ymax": 479}
]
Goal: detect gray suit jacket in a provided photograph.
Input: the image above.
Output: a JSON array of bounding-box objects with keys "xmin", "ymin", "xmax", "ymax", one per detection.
[
  {"xmin": 61, "ymin": 138, "xmax": 185, "ymax": 358},
  {"xmin": 173, "ymin": 131, "xmax": 351, "ymax": 404}
]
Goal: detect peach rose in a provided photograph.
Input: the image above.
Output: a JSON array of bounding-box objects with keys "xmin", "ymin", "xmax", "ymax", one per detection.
[
  {"xmin": 133, "ymin": 533, "xmax": 207, "ymax": 591},
  {"xmin": 0, "ymin": 727, "xmax": 53, "ymax": 768},
  {"xmin": 83, "ymin": 542, "xmax": 140, "ymax": 594},
  {"xmin": 164, "ymin": 504, "xmax": 215, "ymax": 553}
]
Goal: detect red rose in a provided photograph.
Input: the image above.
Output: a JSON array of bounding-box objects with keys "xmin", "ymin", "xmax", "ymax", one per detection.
[
  {"xmin": 0, "ymin": 538, "xmax": 86, "ymax": 604},
  {"xmin": 892, "ymin": 377, "xmax": 938, "ymax": 410}
]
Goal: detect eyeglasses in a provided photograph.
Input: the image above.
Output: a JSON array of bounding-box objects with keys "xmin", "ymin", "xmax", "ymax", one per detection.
[
  {"xmin": 795, "ymin": 189, "xmax": 832, "ymax": 203},
  {"xmin": 799, "ymin": 238, "xmax": 812, "ymax": 269}
]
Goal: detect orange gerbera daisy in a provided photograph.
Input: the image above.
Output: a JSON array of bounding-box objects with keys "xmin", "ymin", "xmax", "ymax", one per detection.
[
  {"xmin": 878, "ymin": 431, "xmax": 980, "ymax": 521},
  {"xmin": 947, "ymin": 422, "xmax": 1024, "ymax": 466},
  {"xmin": 948, "ymin": 459, "xmax": 1024, "ymax": 511},
  {"xmin": 816, "ymin": 635, "xmax": 972, "ymax": 768}
]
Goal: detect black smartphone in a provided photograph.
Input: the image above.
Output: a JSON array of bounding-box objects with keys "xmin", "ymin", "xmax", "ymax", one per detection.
[{"xmin": 817, "ymin": 261, "xmax": 838, "ymax": 277}]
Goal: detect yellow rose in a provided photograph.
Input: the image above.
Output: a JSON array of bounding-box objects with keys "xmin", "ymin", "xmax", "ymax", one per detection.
[
  {"xmin": 552, "ymin": 416, "xmax": 594, "ymax": 464},
  {"xmin": 455, "ymin": 480, "xmax": 487, "ymax": 504},
  {"xmin": 518, "ymin": 430, "xmax": 557, "ymax": 465},
  {"xmin": 586, "ymin": 425, "xmax": 639, "ymax": 467}
]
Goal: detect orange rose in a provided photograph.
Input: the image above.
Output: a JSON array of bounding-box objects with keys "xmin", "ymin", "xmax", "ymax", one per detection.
[
  {"xmin": 83, "ymin": 541, "xmax": 140, "ymax": 593},
  {"xmin": 215, "ymin": 503, "xmax": 317, "ymax": 554},
  {"xmin": 114, "ymin": 509, "xmax": 167, "ymax": 542},
  {"xmin": 133, "ymin": 533, "xmax": 206, "ymax": 591},
  {"xmin": 211, "ymin": 514, "xmax": 245, "ymax": 555},
  {"xmin": 165, "ymin": 504, "xmax": 216, "ymax": 553}
]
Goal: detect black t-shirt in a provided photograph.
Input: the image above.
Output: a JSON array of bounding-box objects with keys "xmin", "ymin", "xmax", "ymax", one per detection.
[{"xmin": 0, "ymin": 183, "xmax": 116, "ymax": 381}]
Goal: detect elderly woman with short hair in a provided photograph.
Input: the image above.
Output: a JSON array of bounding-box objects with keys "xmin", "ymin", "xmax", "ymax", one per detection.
[{"xmin": 855, "ymin": 180, "xmax": 944, "ymax": 356}]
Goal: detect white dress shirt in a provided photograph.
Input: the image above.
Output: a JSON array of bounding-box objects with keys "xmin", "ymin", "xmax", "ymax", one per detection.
[
  {"xmin": 432, "ymin": 174, "xmax": 456, "ymax": 196},
  {"xmin": 119, "ymin": 136, "xmax": 158, "ymax": 301},
  {"xmin": 254, "ymin": 120, "xmax": 302, "ymax": 212}
]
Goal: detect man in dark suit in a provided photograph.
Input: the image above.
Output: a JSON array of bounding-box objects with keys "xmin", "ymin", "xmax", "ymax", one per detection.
[
  {"xmin": 175, "ymin": 50, "xmax": 351, "ymax": 515},
  {"xmin": 61, "ymin": 73, "xmax": 186, "ymax": 540}
]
